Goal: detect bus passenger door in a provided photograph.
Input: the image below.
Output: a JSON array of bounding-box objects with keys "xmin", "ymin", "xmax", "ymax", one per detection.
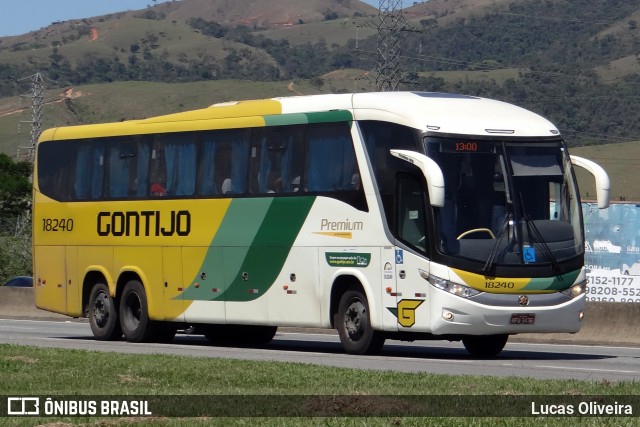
[{"xmin": 393, "ymin": 174, "xmax": 431, "ymax": 333}]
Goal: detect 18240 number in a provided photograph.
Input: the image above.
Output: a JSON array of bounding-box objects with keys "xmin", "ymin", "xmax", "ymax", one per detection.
[{"xmin": 42, "ymin": 218, "xmax": 74, "ymax": 232}]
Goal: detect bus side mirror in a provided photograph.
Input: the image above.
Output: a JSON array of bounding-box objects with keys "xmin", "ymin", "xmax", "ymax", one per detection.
[
  {"xmin": 390, "ymin": 149, "xmax": 445, "ymax": 207},
  {"xmin": 570, "ymin": 155, "xmax": 610, "ymax": 209}
]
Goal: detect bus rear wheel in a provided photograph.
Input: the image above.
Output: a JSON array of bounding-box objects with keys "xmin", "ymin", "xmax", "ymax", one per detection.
[
  {"xmin": 462, "ymin": 334, "xmax": 508, "ymax": 358},
  {"xmin": 335, "ymin": 290, "xmax": 385, "ymax": 355},
  {"xmin": 119, "ymin": 279, "xmax": 155, "ymax": 343},
  {"xmin": 88, "ymin": 283, "xmax": 122, "ymax": 341}
]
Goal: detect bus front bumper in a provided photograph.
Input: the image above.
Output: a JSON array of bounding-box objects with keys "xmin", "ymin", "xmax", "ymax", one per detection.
[{"xmin": 429, "ymin": 289, "xmax": 586, "ymax": 336}]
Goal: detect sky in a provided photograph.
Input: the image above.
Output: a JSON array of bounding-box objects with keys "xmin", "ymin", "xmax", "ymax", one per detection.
[{"xmin": 0, "ymin": 0, "xmax": 382, "ymax": 37}]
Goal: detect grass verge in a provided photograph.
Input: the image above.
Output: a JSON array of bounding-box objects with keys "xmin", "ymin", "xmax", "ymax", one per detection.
[{"xmin": 0, "ymin": 343, "xmax": 638, "ymax": 426}]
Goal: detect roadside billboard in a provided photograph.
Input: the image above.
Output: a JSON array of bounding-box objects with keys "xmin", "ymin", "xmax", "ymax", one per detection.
[{"xmin": 582, "ymin": 202, "xmax": 640, "ymax": 303}]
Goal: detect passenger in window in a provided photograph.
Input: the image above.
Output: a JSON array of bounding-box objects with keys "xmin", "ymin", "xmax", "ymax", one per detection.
[
  {"xmin": 291, "ymin": 176, "xmax": 301, "ymax": 192},
  {"xmin": 222, "ymin": 178, "xmax": 232, "ymax": 194},
  {"xmin": 351, "ymin": 173, "xmax": 361, "ymax": 190},
  {"xmin": 151, "ymin": 183, "xmax": 166, "ymax": 196},
  {"xmin": 268, "ymin": 176, "xmax": 283, "ymax": 194}
]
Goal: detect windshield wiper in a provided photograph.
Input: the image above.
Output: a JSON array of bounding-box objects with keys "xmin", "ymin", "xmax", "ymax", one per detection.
[
  {"xmin": 481, "ymin": 212, "xmax": 514, "ymax": 275},
  {"xmin": 523, "ymin": 213, "xmax": 561, "ymax": 275}
]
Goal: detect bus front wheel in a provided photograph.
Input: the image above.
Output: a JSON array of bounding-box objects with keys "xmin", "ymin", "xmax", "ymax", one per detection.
[
  {"xmin": 462, "ymin": 334, "xmax": 508, "ymax": 358},
  {"xmin": 119, "ymin": 279, "xmax": 154, "ymax": 343},
  {"xmin": 88, "ymin": 283, "xmax": 122, "ymax": 341},
  {"xmin": 335, "ymin": 290, "xmax": 385, "ymax": 355}
]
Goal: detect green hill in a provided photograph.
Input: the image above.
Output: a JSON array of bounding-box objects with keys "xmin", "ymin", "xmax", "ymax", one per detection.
[
  {"xmin": 0, "ymin": 79, "xmax": 323, "ymax": 156},
  {"xmin": 572, "ymin": 142, "xmax": 640, "ymax": 203},
  {"xmin": 1, "ymin": 0, "xmax": 639, "ymax": 198}
]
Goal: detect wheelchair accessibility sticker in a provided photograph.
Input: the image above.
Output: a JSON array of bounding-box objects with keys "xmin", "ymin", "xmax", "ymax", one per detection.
[
  {"xmin": 395, "ymin": 249, "xmax": 403, "ymax": 264},
  {"xmin": 523, "ymin": 245, "xmax": 536, "ymax": 263}
]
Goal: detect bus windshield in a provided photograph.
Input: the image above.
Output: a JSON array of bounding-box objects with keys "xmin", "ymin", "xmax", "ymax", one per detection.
[{"xmin": 425, "ymin": 137, "xmax": 583, "ymax": 270}]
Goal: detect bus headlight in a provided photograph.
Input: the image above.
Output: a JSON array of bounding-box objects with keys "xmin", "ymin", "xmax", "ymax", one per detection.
[
  {"xmin": 561, "ymin": 280, "xmax": 586, "ymax": 299},
  {"xmin": 427, "ymin": 274, "xmax": 482, "ymax": 298}
]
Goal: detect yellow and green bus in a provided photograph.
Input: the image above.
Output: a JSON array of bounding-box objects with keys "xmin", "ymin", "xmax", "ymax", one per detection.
[{"xmin": 33, "ymin": 91, "xmax": 609, "ymax": 356}]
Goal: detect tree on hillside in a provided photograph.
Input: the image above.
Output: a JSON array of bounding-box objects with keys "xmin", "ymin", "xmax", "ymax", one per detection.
[
  {"xmin": 0, "ymin": 154, "xmax": 31, "ymax": 219},
  {"xmin": 0, "ymin": 154, "xmax": 32, "ymax": 284}
]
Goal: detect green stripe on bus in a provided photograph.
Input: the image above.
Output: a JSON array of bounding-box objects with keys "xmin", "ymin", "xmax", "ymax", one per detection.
[
  {"xmin": 222, "ymin": 196, "xmax": 315, "ymax": 302},
  {"xmin": 263, "ymin": 110, "xmax": 353, "ymax": 127},
  {"xmin": 180, "ymin": 199, "xmax": 273, "ymax": 301},
  {"xmin": 263, "ymin": 113, "xmax": 309, "ymax": 126},
  {"xmin": 180, "ymin": 197, "xmax": 315, "ymax": 302},
  {"xmin": 213, "ymin": 199, "xmax": 273, "ymax": 246},
  {"xmin": 305, "ymin": 110, "xmax": 353, "ymax": 124},
  {"xmin": 522, "ymin": 269, "xmax": 581, "ymax": 291}
]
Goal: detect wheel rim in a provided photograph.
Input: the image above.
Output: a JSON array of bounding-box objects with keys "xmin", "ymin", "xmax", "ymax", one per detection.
[
  {"xmin": 123, "ymin": 292, "xmax": 142, "ymax": 330},
  {"xmin": 343, "ymin": 298, "xmax": 366, "ymax": 341},
  {"xmin": 92, "ymin": 291, "xmax": 110, "ymax": 328}
]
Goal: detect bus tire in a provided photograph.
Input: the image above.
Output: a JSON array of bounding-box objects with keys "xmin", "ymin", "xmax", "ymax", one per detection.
[
  {"xmin": 119, "ymin": 279, "xmax": 155, "ymax": 343},
  {"xmin": 88, "ymin": 283, "xmax": 122, "ymax": 341},
  {"xmin": 462, "ymin": 334, "xmax": 508, "ymax": 358},
  {"xmin": 335, "ymin": 290, "xmax": 385, "ymax": 355}
]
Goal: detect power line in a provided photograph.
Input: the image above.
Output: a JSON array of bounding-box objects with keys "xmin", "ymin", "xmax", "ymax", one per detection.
[
  {"xmin": 491, "ymin": 12, "xmax": 615, "ymax": 26},
  {"xmin": 355, "ymin": 48, "xmax": 599, "ymax": 81},
  {"xmin": 560, "ymin": 129, "xmax": 639, "ymax": 145}
]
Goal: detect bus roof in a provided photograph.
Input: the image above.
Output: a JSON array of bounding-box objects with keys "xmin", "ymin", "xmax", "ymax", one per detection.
[
  {"xmin": 278, "ymin": 92, "xmax": 560, "ymax": 138},
  {"xmin": 38, "ymin": 91, "xmax": 559, "ymax": 142}
]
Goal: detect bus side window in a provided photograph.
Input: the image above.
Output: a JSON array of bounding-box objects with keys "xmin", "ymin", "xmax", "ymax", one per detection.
[
  {"xmin": 135, "ymin": 139, "xmax": 151, "ymax": 198},
  {"xmin": 396, "ymin": 173, "xmax": 427, "ymax": 253},
  {"xmin": 197, "ymin": 130, "xmax": 248, "ymax": 196},
  {"xmin": 229, "ymin": 130, "xmax": 249, "ymax": 194},
  {"xmin": 257, "ymin": 131, "xmax": 285, "ymax": 194},
  {"xmin": 75, "ymin": 142, "xmax": 104, "ymax": 200},
  {"xmin": 149, "ymin": 139, "xmax": 167, "ymax": 197},
  {"xmin": 360, "ymin": 120, "xmax": 421, "ymax": 219},
  {"xmin": 150, "ymin": 134, "xmax": 197, "ymax": 197},
  {"xmin": 38, "ymin": 140, "xmax": 76, "ymax": 201},
  {"xmin": 107, "ymin": 139, "xmax": 138, "ymax": 198},
  {"xmin": 198, "ymin": 135, "xmax": 219, "ymax": 196},
  {"xmin": 256, "ymin": 126, "xmax": 304, "ymax": 195},
  {"xmin": 306, "ymin": 123, "xmax": 355, "ymax": 192}
]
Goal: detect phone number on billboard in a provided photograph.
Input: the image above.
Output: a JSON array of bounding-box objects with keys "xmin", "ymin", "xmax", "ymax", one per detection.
[
  {"xmin": 587, "ymin": 276, "xmax": 634, "ymax": 286},
  {"xmin": 585, "ymin": 276, "xmax": 640, "ymax": 303}
]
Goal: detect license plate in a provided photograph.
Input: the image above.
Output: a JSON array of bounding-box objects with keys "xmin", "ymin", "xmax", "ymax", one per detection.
[{"xmin": 510, "ymin": 313, "xmax": 535, "ymax": 325}]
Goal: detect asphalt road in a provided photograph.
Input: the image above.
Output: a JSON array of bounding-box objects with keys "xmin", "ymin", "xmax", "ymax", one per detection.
[{"xmin": 1, "ymin": 318, "xmax": 639, "ymax": 382}]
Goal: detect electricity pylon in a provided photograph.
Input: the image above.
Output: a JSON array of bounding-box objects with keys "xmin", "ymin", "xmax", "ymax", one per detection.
[
  {"xmin": 373, "ymin": 0, "xmax": 417, "ymax": 91},
  {"xmin": 19, "ymin": 73, "xmax": 48, "ymax": 162}
]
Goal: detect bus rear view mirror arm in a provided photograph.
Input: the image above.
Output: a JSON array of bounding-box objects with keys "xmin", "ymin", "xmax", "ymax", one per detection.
[
  {"xmin": 570, "ymin": 155, "xmax": 610, "ymax": 209},
  {"xmin": 390, "ymin": 149, "xmax": 445, "ymax": 207}
]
